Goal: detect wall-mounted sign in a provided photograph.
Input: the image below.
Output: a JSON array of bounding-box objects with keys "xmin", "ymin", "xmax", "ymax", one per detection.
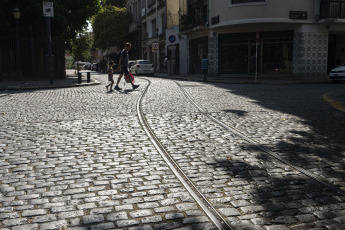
[
  {"xmin": 290, "ymin": 11, "xmax": 307, "ymax": 20},
  {"xmin": 168, "ymin": 35, "xmax": 176, "ymax": 43},
  {"xmin": 211, "ymin": 16, "xmax": 219, "ymax": 25},
  {"xmin": 152, "ymin": 43, "xmax": 159, "ymax": 52},
  {"xmin": 43, "ymin": 2, "xmax": 54, "ymax": 17}
]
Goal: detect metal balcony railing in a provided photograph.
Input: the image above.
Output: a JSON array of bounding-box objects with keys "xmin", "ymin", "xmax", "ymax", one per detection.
[
  {"xmin": 320, "ymin": 0, "xmax": 345, "ymax": 19},
  {"xmin": 179, "ymin": 13, "xmax": 208, "ymax": 31}
]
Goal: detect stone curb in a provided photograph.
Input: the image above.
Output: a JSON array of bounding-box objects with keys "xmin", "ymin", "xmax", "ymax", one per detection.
[
  {"xmin": 323, "ymin": 91, "xmax": 345, "ymax": 113},
  {"xmin": 0, "ymin": 81, "xmax": 101, "ymax": 91}
]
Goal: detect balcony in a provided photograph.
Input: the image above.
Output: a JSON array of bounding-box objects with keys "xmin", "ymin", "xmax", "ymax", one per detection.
[
  {"xmin": 158, "ymin": 0, "xmax": 166, "ymax": 8},
  {"xmin": 320, "ymin": 0, "xmax": 345, "ymax": 19},
  {"xmin": 142, "ymin": 33, "xmax": 148, "ymax": 42},
  {"xmin": 147, "ymin": 5, "xmax": 156, "ymax": 15},
  {"xmin": 179, "ymin": 13, "xmax": 208, "ymax": 32}
]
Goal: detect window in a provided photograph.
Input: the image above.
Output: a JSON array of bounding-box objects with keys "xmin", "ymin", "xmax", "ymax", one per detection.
[
  {"xmin": 151, "ymin": 19, "xmax": 156, "ymax": 38},
  {"xmin": 148, "ymin": 0, "xmax": 156, "ymax": 8},
  {"xmin": 231, "ymin": 0, "xmax": 265, "ymax": 4}
]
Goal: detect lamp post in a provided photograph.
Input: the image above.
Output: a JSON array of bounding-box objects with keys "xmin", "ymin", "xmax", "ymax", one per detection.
[{"xmin": 13, "ymin": 7, "xmax": 22, "ymax": 81}]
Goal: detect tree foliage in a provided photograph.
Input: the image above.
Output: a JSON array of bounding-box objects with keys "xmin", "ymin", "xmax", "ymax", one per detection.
[
  {"xmin": 71, "ymin": 33, "xmax": 93, "ymax": 62},
  {"xmin": 92, "ymin": 6, "xmax": 130, "ymax": 50},
  {"xmin": 0, "ymin": 0, "xmax": 100, "ymax": 47},
  {"xmin": 101, "ymin": 0, "xmax": 126, "ymax": 8}
]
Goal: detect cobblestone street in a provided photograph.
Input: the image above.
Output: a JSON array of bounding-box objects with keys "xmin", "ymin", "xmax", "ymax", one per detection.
[{"xmin": 1, "ymin": 73, "xmax": 345, "ymax": 230}]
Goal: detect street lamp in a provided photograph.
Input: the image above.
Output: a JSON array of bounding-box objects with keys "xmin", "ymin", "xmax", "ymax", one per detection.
[{"xmin": 13, "ymin": 7, "xmax": 22, "ymax": 80}]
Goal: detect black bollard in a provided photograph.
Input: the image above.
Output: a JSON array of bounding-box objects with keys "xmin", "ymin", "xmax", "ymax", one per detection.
[
  {"xmin": 87, "ymin": 72, "xmax": 90, "ymax": 83},
  {"xmin": 78, "ymin": 72, "xmax": 82, "ymax": 84}
]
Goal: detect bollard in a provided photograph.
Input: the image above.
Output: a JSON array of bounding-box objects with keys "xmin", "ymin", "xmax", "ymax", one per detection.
[
  {"xmin": 78, "ymin": 72, "xmax": 82, "ymax": 84},
  {"xmin": 87, "ymin": 72, "xmax": 90, "ymax": 83}
]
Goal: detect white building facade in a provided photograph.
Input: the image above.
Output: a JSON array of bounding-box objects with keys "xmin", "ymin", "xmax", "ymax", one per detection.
[{"xmin": 180, "ymin": 0, "xmax": 345, "ymax": 80}]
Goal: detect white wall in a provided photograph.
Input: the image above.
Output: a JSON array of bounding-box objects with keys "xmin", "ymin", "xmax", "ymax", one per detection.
[
  {"xmin": 210, "ymin": 0, "xmax": 315, "ymax": 27},
  {"xmin": 165, "ymin": 26, "xmax": 188, "ymax": 75}
]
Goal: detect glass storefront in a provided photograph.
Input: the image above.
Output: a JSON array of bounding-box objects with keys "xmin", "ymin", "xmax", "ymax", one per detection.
[{"xmin": 219, "ymin": 31, "xmax": 293, "ymax": 75}]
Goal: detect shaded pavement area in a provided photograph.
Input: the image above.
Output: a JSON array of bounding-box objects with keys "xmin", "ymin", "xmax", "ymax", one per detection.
[{"xmin": 1, "ymin": 70, "xmax": 344, "ymax": 114}]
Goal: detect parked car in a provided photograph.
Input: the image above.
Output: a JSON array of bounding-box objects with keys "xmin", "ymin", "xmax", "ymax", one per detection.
[
  {"xmin": 130, "ymin": 60, "xmax": 154, "ymax": 76},
  {"xmin": 75, "ymin": 61, "xmax": 91, "ymax": 70},
  {"xmin": 128, "ymin": 61, "xmax": 135, "ymax": 69},
  {"xmin": 91, "ymin": 63, "xmax": 98, "ymax": 71},
  {"xmin": 329, "ymin": 63, "xmax": 345, "ymax": 83},
  {"xmin": 82, "ymin": 63, "xmax": 92, "ymax": 70}
]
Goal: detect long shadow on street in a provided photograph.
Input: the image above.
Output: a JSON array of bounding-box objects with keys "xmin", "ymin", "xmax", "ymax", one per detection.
[{"xmin": 208, "ymin": 83, "xmax": 345, "ymax": 190}]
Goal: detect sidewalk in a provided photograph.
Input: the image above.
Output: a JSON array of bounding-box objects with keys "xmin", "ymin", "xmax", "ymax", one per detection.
[
  {"xmin": 0, "ymin": 70, "xmax": 344, "ymax": 113},
  {"xmin": 0, "ymin": 70, "xmax": 100, "ymax": 91},
  {"xmin": 155, "ymin": 73, "xmax": 345, "ymax": 113},
  {"xmin": 323, "ymin": 90, "xmax": 345, "ymax": 113},
  {"xmin": 154, "ymin": 72, "xmax": 331, "ymax": 84}
]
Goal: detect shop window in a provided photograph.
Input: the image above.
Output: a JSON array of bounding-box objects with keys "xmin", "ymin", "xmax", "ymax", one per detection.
[{"xmin": 219, "ymin": 31, "xmax": 293, "ymax": 75}]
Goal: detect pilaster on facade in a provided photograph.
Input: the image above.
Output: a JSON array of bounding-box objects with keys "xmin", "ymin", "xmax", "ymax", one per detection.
[
  {"xmin": 208, "ymin": 31, "xmax": 218, "ymax": 77},
  {"xmin": 293, "ymin": 25, "xmax": 329, "ymax": 80}
]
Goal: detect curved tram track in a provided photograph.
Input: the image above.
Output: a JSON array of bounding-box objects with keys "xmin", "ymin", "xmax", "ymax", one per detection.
[
  {"xmin": 137, "ymin": 79, "xmax": 233, "ymax": 230},
  {"xmin": 136, "ymin": 78, "xmax": 345, "ymax": 229},
  {"xmin": 174, "ymin": 81, "xmax": 345, "ymax": 197}
]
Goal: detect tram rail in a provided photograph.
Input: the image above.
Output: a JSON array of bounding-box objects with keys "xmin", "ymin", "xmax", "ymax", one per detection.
[
  {"xmin": 137, "ymin": 79, "xmax": 233, "ymax": 230},
  {"xmin": 137, "ymin": 78, "xmax": 345, "ymax": 230},
  {"xmin": 174, "ymin": 81, "xmax": 345, "ymax": 196}
]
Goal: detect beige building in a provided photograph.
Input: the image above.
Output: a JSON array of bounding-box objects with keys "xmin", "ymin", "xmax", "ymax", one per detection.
[{"xmin": 180, "ymin": 0, "xmax": 345, "ymax": 80}]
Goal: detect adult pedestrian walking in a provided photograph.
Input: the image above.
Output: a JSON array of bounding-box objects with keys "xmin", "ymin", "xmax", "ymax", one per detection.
[
  {"xmin": 115, "ymin": 43, "xmax": 139, "ymax": 91},
  {"xmin": 106, "ymin": 61, "xmax": 115, "ymax": 92},
  {"xmin": 201, "ymin": 55, "xmax": 210, "ymax": 82},
  {"xmin": 163, "ymin": 56, "xmax": 168, "ymax": 74}
]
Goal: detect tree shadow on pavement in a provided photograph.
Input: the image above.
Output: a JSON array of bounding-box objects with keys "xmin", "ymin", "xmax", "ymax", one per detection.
[
  {"xmin": 210, "ymin": 83, "xmax": 345, "ymax": 190},
  {"xmin": 209, "ymin": 156, "xmax": 344, "ymax": 229}
]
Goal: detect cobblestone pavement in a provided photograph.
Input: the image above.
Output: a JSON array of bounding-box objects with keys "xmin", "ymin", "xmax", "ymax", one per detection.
[
  {"xmin": 141, "ymin": 78, "xmax": 345, "ymax": 229},
  {"xmin": 175, "ymin": 82, "xmax": 345, "ymax": 190},
  {"xmin": 0, "ymin": 74, "xmax": 216, "ymax": 230},
  {"xmin": 0, "ymin": 73, "xmax": 345, "ymax": 230}
]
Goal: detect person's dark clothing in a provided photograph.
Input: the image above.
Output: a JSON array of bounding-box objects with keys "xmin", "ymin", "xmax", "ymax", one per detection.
[{"xmin": 120, "ymin": 49, "xmax": 129, "ymax": 68}]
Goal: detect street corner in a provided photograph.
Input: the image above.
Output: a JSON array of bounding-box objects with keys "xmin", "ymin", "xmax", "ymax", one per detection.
[{"xmin": 323, "ymin": 90, "xmax": 345, "ymax": 113}]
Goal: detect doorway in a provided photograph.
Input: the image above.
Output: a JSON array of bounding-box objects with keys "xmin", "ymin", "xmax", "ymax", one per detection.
[
  {"xmin": 167, "ymin": 44, "xmax": 180, "ymax": 74},
  {"xmin": 248, "ymin": 43, "xmax": 261, "ymax": 75}
]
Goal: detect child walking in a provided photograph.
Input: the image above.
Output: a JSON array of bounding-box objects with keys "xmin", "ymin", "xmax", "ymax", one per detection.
[{"xmin": 106, "ymin": 61, "xmax": 115, "ymax": 92}]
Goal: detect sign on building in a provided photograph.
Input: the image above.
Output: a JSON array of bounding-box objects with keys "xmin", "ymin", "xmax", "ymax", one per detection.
[
  {"xmin": 152, "ymin": 43, "xmax": 159, "ymax": 52},
  {"xmin": 168, "ymin": 35, "xmax": 176, "ymax": 44}
]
